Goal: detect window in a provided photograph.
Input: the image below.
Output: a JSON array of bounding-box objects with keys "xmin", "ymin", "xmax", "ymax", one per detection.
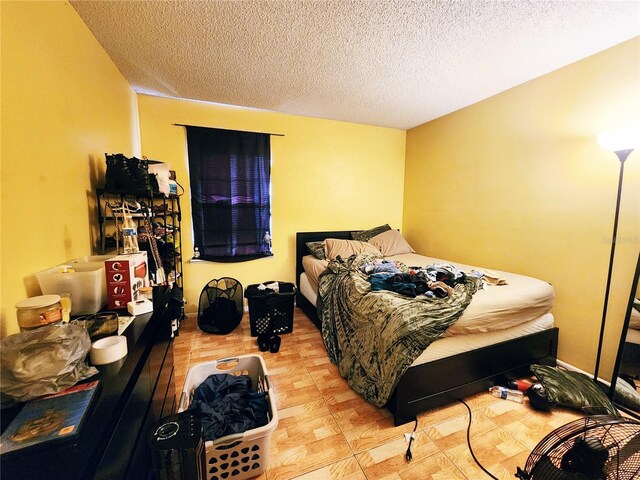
[{"xmin": 186, "ymin": 126, "xmax": 272, "ymax": 262}]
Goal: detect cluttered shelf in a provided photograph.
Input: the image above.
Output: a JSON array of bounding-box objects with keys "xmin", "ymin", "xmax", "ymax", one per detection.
[
  {"xmin": 96, "ymin": 189, "xmax": 183, "ymax": 291},
  {"xmin": 1, "ymin": 286, "xmax": 180, "ymax": 480},
  {"xmin": 1, "ymin": 153, "xmax": 190, "ymax": 479},
  {"xmin": 95, "ymin": 154, "xmax": 184, "ymax": 292}
]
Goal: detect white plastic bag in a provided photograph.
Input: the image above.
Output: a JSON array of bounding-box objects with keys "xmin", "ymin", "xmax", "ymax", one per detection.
[
  {"xmin": 148, "ymin": 161, "xmax": 171, "ymax": 196},
  {"xmin": 1, "ymin": 324, "xmax": 98, "ymax": 402}
]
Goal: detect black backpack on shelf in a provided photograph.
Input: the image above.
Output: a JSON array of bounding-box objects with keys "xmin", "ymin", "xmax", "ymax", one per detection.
[{"xmin": 197, "ymin": 278, "xmax": 243, "ymax": 335}]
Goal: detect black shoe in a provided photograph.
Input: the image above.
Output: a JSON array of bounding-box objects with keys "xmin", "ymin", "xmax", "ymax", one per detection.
[
  {"xmin": 269, "ymin": 335, "xmax": 281, "ymax": 353},
  {"xmin": 257, "ymin": 333, "xmax": 270, "ymax": 352}
]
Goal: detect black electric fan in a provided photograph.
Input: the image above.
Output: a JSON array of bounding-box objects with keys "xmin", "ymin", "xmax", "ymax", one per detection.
[{"xmin": 516, "ymin": 415, "xmax": 640, "ymax": 480}]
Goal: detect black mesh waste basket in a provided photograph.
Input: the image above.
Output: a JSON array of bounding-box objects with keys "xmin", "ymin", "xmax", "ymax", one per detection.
[
  {"xmin": 198, "ymin": 277, "xmax": 243, "ymax": 334},
  {"xmin": 244, "ymin": 281, "xmax": 296, "ymax": 336}
]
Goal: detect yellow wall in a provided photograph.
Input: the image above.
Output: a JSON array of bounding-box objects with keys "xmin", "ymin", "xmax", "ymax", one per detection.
[
  {"xmin": 2, "ymin": 0, "xmax": 635, "ymax": 382},
  {"xmin": 404, "ymin": 38, "xmax": 640, "ymax": 379},
  {"xmin": 1, "ymin": 1, "xmax": 140, "ymax": 335},
  {"xmin": 136, "ymin": 94, "xmax": 406, "ymax": 312}
]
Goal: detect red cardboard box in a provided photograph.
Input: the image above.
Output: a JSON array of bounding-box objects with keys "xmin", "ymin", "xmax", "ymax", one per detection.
[{"xmin": 105, "ymin": 252, "xmax": 149, "ymax": 309}]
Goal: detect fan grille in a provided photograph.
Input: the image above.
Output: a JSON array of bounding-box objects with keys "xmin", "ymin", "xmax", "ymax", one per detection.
[{"xmin": 523, "ymin": 415, "xmax": 640, "ymax": 480}]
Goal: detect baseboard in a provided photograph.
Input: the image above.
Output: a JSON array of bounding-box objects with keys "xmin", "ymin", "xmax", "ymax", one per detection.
[
  {"xmin": 556, "ymin": 359, "xmax": 611, "ymax": 387},
  {"xmin": 182, "ymin": 307, "xmax": 248, "ymax": 319}
]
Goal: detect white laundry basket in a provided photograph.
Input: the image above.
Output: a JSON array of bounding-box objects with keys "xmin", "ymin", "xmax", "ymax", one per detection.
[{"xmin": 179, "ymin": 354, "xmax": 278, "ymax": 480}]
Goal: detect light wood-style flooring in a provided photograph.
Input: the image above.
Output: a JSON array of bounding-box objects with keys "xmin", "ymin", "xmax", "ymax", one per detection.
[{"xmin": 173, "ymin": 309, "xmax": 584, "ymax": 480}]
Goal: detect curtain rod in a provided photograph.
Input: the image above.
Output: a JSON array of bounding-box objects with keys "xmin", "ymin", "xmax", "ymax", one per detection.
[{"xmin": 173, "ymin": 123, "xmax": 285, "ymax": 137}]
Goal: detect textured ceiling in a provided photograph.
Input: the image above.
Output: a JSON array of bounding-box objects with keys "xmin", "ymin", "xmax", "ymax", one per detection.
[{"xmin": 71, "ymin": 0, "xmax": 640, "ymax": 130}]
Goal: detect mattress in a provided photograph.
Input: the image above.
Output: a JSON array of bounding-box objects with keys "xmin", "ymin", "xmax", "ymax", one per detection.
[
  {"xmin": 300, "ymin": 252, "xmax": 555, "ymax": 335},
  {"xmin": 300, "ymin": 271, "xmax": 318, "ymax": 307},
  {"xmin": 627, "ymin": 327, "xmax": 640, "ymax": 345},
  {"xmin": 302, "ymin": 254, "xmax": 328, "ymax": 292},
  {"xmin": 300, "ymin": 271, "xmax": 554, "ymax": 366},
  {"xmin": 411, "ymin": 313, "xmax": 554, "ymax": 366},
  {"xmin": 630, "ymin": 304, "xmax": 640, "ymax": 330}
]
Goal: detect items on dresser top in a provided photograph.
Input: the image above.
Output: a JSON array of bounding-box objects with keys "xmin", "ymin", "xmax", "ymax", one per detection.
[
  {"xmin": 89, "ymin": 336, "xmax": 128, "ymax": 366},
  {"xmin": 0, "ymin": 380, "xmax": 100, "ymax": 456},
  {"xmin": 105, "ymin": 252, "xmax": 149, "ymax": 310},
  {"xmin": 15, "ymin": 295, "xmax": 63, "ymax": 331},
  {"xmin": 0, "ymin": 324, "xmax": 97, "ymax": 402},
  {"xmin": 2, "ymin": 287, "xmax": 179, "ymax": 480},
  {"xmin": 71, "ymin": 312, "xmax": 119, "ymax": 341},
  {"xmin": 36, "ymin": 256, "xmax": 111, "ymax": 316}
]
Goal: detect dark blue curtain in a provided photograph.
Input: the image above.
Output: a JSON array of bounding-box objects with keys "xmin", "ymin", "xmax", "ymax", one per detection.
[{"xmin": 187, "ymin": 127, "xmax": 272, "ymax": 262}]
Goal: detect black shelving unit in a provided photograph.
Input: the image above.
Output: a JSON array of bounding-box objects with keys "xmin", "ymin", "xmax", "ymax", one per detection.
[{"xmin": 96, "ymin": 188, "xmax": 183, "ymax": 290}]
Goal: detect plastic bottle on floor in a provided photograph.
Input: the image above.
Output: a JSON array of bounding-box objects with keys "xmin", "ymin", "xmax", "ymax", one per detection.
[{"xmin": 489, "ymin": 386, "xmax": 524, "ymax": 403}]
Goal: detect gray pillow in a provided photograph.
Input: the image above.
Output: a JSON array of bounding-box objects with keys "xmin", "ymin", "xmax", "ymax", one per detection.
[
  {"xmin": 531, "ymin": 364, "xmax": 618, "ymax": 415},
  {"xmin": 305, "ymin": 241, "xmax": 326, "ymax": 260},
  {"xmin": 351, "ymin": 224, "xmax": 392, "ymax": 242}
]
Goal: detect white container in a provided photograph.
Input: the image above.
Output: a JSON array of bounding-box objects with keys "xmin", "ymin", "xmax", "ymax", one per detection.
[
  {"xmin": 36, "ymin": 260, "xmax": 109, "ymax": 315},
  {"xmin": 67, "ymin": 255, "xmax": 113, "ymax": 268},
  {"xmin": 15, "ymin": 294, "xmax": 62, "ymax": 330},
  {"xmin": 127, "ymin": 298, "xmax": 153, "ymax": 315},
  {"xmin": 90, "ymin": 335, "xmax": 128, "ymax": 365},
  {"xmin": 179, "ymin": 354, "xmax": 278, "ymax": 480}
]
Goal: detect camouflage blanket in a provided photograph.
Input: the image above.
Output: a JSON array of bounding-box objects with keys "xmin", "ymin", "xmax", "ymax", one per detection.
[{"xmin": 318, "ymin": 253, "xmax": 482, "ymax": 407}]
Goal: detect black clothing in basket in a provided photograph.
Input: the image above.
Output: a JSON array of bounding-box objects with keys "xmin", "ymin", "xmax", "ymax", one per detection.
[{"xmin": 188, "ymin": 374, "xmax": 269, "ymax": 441}]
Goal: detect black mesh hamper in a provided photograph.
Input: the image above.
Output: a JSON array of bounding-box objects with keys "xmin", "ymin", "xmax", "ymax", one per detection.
[
  {"xmin": 244, "ymin": 281, "xmax": 296, "ymax": 336},
  {"xmin": 197, "ymin": 277, "xmax": 243, "ymax": 334}
]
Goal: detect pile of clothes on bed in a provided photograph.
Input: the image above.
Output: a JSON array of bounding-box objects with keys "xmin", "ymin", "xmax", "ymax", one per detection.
[{"xmin": 361, "ymin": 259, "xmax": 483, "ymax": 299}]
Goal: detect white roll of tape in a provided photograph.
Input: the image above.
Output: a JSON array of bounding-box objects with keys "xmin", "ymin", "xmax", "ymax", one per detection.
[{"xmin": 90, "ymin": 335, "xmax": 128, "ymax": 365}]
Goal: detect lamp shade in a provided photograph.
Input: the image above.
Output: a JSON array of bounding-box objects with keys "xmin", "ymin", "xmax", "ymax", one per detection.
[{"xmin": 597, "ymin": 123, "xmax": 640, "ymax": 152}]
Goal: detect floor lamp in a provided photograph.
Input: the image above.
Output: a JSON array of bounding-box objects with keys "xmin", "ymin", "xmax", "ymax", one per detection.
[{"xmin": 593, "ymin": 124, "xmax": 639, "ymax": 382}]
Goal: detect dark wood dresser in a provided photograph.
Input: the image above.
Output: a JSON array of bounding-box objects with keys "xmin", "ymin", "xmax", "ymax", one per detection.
[{"xmin": 1, "ymin": 286, "xmax": 180, "ymax": 480}]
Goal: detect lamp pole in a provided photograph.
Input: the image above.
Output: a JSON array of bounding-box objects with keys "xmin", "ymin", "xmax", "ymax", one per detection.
[{"xmin": 593, "ymin": 148, "xmax": 633, "ymax": 382}]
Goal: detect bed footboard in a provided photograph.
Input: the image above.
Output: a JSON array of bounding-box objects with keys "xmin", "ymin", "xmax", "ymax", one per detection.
[{"xmin": 387, "ymin": 327, "xmax": 559, "ymax": 426}]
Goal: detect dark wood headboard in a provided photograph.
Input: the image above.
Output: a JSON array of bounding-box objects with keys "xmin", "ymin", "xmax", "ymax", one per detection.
[{"xmin": 295, "ymin": 230, "xmax": 359, "ymax": 286}]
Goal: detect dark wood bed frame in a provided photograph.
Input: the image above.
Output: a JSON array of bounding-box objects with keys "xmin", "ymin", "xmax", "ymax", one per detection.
[{"xmin": 296, "ymin": 231, "xmax": 559, "ymax": 426}]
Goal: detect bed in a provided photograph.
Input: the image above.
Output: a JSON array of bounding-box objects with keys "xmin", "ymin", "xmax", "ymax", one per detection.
[{"xmin": 295, "ymin": 230, "xmax": 559, "ymax": 426}]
